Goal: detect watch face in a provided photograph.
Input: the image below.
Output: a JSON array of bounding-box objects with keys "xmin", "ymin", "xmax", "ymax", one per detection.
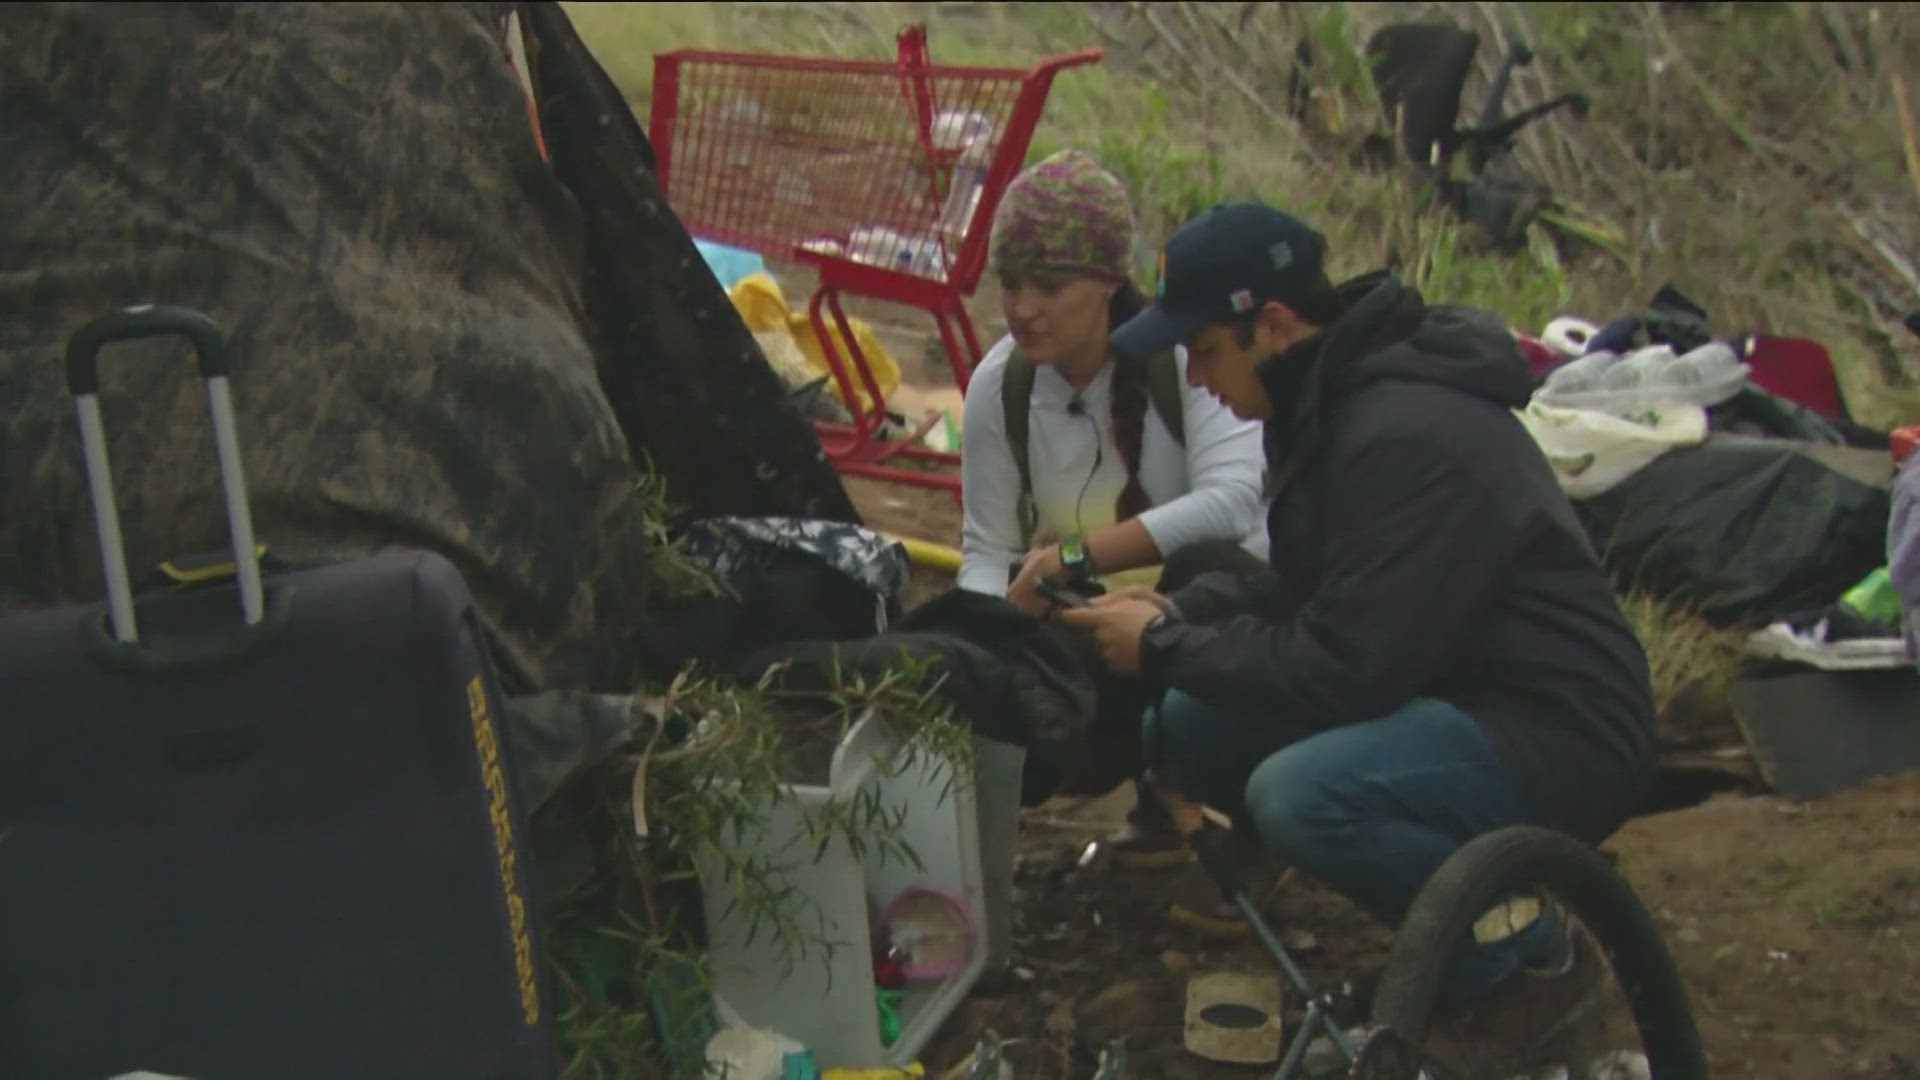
[{"xmin": 1060, "ymin": 534, "xmax": 1087, "ymax": 568}]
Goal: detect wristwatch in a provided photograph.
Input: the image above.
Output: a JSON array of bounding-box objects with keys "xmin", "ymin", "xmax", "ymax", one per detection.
[{"xmin": 1059, "ymin": 532, "xmax": 1095, "ymax": 588}]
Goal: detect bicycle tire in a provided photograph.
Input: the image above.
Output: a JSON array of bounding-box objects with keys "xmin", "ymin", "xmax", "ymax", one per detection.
[{"xmin": 1369, "ymin": 825, "xmax": 1708, "ymax": 1078}]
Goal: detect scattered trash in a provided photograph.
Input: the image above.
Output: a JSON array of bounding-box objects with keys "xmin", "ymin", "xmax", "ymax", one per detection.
[
  {"xmin": 876, "ymin": 883, "xmax": 979, "ymax": 982},
  {"xmin": 1542, "ymin": 316, "xmax": 1601, "ymax": 359},
  {"xmin": 1279, "ymin": 928, "xmax": 1321, "ymax": 954},
  {"xmin": 847, "ymin": 225, "xmax": 952, "ymax": 280},
  {"xmin": 1536, "ymin": 341, "xmax": 1750, "ymax": 415},
  {"xmin": 822, "ymin": 1065, "xmax": 925, "ymax": 1080},
  {"xmin": 707, "ymin": 1024, "xmax": 808, "ymax": 1080},
  {"xmin": 930, "ymin": 110, "xmax": 995, "ymax": 248},
  {"xmin": 726, "ymin": 271, "xmax": 906, "ymax": 415},
  {"xmin": 1089, "ymin": 1040, "xmax": 1128, "ymax": 1080},
  {"xmin": 1184, "ymin": 972, "xmax": 1284, "ymax": 1065},
  {"xmin": 1744, "ymin": 567, "xmax": 1910, "ymax": 671},
  {"xmin": 962, "ymin": 1028, "xmax": 1011, "ymax": 1080},
  {"xmin": 785, "ymin": 1049, "xmax": 823, "ymax": 1080},
  {"xmin": 1589, "ymin": 1051, "xmax": 1654, "ymax": 1080}
]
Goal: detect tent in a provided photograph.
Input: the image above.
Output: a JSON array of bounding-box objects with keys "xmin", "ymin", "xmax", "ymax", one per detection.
[{"xmin": 0, "ymin": 1, "xmax": 857, "ymax": 698}]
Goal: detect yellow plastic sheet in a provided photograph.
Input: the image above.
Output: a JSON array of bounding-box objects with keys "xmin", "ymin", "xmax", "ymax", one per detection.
[
  {"xmin": 822, "ymin": 1066, "xmax": 924, "ymax": 1080},
  {"xmin": 729, "ymin": 272, "xmax": 901, "ymax": 415}
]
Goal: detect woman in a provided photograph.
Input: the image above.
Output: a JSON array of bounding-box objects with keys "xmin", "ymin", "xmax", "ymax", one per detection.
[
  {"xmin": 957, "ymin": 149, "xmax": 1270, "ymax": 867},
  {"xmin": 958, "ymin": 149, "xmax": 1268, "ymax": 607}
]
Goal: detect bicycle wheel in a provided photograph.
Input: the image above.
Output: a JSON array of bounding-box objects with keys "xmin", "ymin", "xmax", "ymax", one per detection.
[{"xmin": 1367, "ymin": 826, "xmax": 1708, "ymax": 1079}]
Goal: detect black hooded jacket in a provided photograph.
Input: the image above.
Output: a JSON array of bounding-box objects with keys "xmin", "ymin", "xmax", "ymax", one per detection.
[{"xmin": 1141, "ymin": 275, "xmax": 1657, "ymax": 843}]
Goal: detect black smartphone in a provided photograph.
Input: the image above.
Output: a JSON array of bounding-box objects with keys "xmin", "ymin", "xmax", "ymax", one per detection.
[{"xmin": 1035, "ymin": 577, "xmax": 1094, "ymax": 610}]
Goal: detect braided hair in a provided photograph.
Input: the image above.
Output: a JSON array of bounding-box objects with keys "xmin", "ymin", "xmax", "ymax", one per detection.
[{"xmin": 1106, "ymin": 281, "xmax": 1157, "ymax": 523}]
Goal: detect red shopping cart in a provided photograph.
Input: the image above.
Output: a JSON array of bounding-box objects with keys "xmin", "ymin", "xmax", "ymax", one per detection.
[{"xmin": 650, "ymin": 26, "xmax": 1101, "ymax": 496}]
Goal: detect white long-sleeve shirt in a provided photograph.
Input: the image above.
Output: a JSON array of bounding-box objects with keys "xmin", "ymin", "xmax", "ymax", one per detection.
[{"xmin": 957, "ymin": 333, "xmax": 1270, "ymax": 597}]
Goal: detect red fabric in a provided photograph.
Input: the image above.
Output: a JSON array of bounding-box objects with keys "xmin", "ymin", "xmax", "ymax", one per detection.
[
  {"xmin": 1893, "ymin": 426, "xmax": 1919, "ymax": 467},
  {"xmin": 1741, "ymin": 335, "xmax": 1851, "ymax": 422},
  {"xmin": 1515, "ymin": 334, "xmax": 1560, "ymax": 382}
]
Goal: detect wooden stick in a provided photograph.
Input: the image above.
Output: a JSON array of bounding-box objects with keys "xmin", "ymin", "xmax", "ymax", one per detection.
[{"xmin": 1890, "ymin": 71, "xmax": 1920, "ymax": 217}]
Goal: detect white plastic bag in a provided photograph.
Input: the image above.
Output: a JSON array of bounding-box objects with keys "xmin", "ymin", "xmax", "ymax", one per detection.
[
  {"xmin": 1518, "ymin": 398, "xmax": 1710, "ymax": 499},
  {"xmin": 1537, "ymin": 342, "xmax": 1748, "ymax": 414},
  {"xmin": 705, "ymin": 1023, "xmax": 807, "ymax": 1080}
]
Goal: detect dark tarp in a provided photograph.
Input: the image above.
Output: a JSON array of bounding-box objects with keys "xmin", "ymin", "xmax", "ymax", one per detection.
[
  {"xmin": 1576, "ymin": 436, "xmax": 1893, "ymax": 628},
  {"xmin": 516, "ymin": 2, "xmax": 856, "ymax": 528},
  {"xmin": 0, "ymin": 2, "xmax": 855, "ymax": 695}
]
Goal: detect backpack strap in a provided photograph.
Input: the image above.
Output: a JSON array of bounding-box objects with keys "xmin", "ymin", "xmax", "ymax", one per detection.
[
  {"xmin": 1003, "ymin": 347, "xmax": 1189, "ymax": 549},
  {"xmin": 1145, "ymin": 350, "xmax": 1186, "ymax": 447},
  {"xmin": 1002, "ymin": 349, "xmax": 1040, "ymax": 546}
]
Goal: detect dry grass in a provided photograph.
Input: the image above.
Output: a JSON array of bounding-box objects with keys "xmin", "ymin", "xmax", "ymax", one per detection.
[
  {"xmin": 1618, "ymin": 592, "xmax": 1749, "ymax": 740},
  {"xmin": 567, "ymin": 0, "xmax": 1920, "ymax": 420}
]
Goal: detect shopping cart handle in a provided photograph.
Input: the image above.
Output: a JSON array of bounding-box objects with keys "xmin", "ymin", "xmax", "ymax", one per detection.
[{"xmin": 1034, "ymin": 48, "xmax": 1104, "ymax": 76}]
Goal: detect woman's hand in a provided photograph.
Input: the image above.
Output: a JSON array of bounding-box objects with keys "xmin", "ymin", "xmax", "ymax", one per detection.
[
  {"xmin": 1103, "ymin": 585, "xmax": 1177, "ymax": 616},
  {"xmin": 1006, "ymin": 543, "xmax": 1063, "ymax": 616}
]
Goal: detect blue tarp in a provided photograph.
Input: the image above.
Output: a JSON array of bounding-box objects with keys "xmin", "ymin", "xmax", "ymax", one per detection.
[{"xmin": 694, "ymin": 238, "xmax": 765, "ymax": 292}]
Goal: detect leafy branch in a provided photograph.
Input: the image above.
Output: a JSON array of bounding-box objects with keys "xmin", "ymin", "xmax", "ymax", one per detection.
[{"xmin": 553, "ymin": 654, "xmax": 975, "ymax": 1078}]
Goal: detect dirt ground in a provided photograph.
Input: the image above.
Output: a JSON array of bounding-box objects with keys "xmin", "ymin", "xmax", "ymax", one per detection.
[{"xmin": 847, "ymin": 474, "xmax": 1920, "ymax": 1080}]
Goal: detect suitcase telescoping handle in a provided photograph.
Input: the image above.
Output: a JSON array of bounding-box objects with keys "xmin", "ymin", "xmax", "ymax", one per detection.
[{"xmin": 64, "ymin": 304, "xmax": 265, "ymax": 644}]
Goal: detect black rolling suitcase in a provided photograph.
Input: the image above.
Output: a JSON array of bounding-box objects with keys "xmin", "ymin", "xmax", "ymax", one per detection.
[{"xmin": 0, "ymin": 307, "xmax": 558, "ymax": 1080}]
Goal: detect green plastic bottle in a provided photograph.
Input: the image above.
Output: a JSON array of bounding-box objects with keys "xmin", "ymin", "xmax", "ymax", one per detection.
[
  {"xmin": 877, "ymin": 988, "xmax": 905, "ymax": 1047},
  {"xmin": 1840, "ymin": 567, "xmax": 1902, "ymax": 627}
]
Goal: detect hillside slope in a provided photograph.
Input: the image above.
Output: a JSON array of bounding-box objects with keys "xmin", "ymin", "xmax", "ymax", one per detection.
[{"xmin": 568, "ymin": 0, "xmax": 1920, "ymax": 425}]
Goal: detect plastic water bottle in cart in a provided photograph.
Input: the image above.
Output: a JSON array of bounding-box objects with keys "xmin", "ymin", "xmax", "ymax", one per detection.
[{"xmin": 932, "ymin": 111, "xmax": 995, "ymax": 251}]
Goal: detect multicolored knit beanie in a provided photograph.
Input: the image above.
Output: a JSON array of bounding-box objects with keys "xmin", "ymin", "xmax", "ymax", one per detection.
[{"xmin": 989, "ymin": 149, "xmax": 1135, "ymax": 283}]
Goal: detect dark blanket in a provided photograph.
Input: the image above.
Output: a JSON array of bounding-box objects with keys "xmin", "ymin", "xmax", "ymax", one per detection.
[
  {"xmin": 732, "ymin": 589, "xmax": 1152, "ymax": 806},
  {"xmin": 1576, "ymin": 436, "xmax": 1892, "ymax": 627}
]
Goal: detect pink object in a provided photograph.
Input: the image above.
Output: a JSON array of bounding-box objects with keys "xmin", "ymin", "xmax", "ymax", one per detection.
[
  {"xmin": 1515, "ymin": 334, "xmax": 1561, "ymax": 381},
  {"xmin": 875, "ymin": 883, "xmax": 979, "ymax": 982}
]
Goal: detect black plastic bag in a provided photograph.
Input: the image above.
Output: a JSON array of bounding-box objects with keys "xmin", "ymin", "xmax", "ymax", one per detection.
[
  {"xmin": 1708, "ymin": 385, "xmax": 1848, "ymax": 444},
  {"xmin": 1576, "ymin": 437, "xmax": 1891, "ymax": 627}
]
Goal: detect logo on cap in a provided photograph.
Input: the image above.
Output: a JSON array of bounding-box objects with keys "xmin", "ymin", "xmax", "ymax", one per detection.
[{"xmin": 1230, "ymin": 289, "xmax": 1254, "ymax": 313}]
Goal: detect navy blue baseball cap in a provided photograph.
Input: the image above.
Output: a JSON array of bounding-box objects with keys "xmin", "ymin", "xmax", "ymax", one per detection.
[{"xmin": 1112, "ymin": 202, "xmax": 1330, "ymax": 359}]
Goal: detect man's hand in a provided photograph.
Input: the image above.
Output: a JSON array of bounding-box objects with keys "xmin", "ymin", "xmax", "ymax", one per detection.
[
  {"xmin": 1104, "ymin": 585, "xmax": 1177, "ymax": 616},
  {"xmin": 1006, "ymin": 544, "xmax": 1062, "ymax": 617},
  {"xmin": 1055, "ymin": 595, "xmax": 1164, "ymax": 676}
]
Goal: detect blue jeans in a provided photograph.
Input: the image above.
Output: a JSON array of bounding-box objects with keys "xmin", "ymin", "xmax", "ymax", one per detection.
[{"xmin": 1144, "ymin": 689, "xmax": 1569, "ymax": 1004}]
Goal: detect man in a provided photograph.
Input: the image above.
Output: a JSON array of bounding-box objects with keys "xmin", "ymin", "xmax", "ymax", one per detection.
[{"xmin": 1056, "ymin": 202, "xmax": 1658, "ymax": 1037}]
